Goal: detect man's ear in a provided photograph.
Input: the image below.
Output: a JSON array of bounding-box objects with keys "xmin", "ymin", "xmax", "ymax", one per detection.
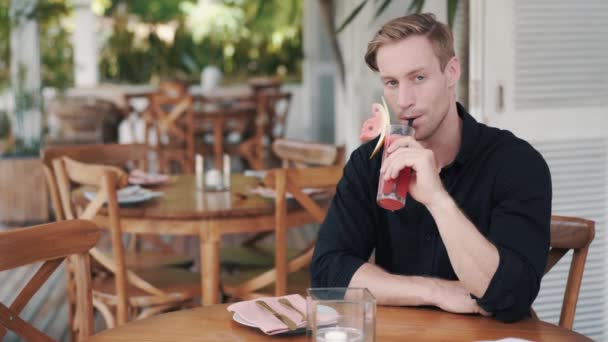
[{"xmin": 445, "ymin": 56, "xmax": 461, "ymax": 87}]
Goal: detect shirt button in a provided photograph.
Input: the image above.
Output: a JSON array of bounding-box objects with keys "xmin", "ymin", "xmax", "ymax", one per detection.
[{"xmin": 425, "ymin": 235, "xmax": 432, "ymax": 241}]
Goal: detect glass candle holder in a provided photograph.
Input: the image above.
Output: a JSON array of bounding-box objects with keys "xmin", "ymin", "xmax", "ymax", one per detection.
[{"xmin": 306, "ymin": 288, "xmax": 376, "ymax": 342}]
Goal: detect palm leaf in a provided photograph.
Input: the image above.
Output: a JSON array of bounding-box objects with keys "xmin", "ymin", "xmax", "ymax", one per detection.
[
  {"xmin": 447, "ymin": 0, "xmax": 459, "ymax": 28},
  {"xmin": 374, "ymin": 0, "xmax": 393, "ymax": 19},
  {"xmin": 254, "ymin": 0, "xmax": 266, "ymax": 21},
  {"xmin": 289, "ymin": 0, "xmax": 299, "ymax": 23},
  {"xmin": 407, "ymin": 0, "xmax": 425, "ymax": 14},
  {"xmin": 336, "ymin": 0, "xmax": 369, "ymax": 34}
]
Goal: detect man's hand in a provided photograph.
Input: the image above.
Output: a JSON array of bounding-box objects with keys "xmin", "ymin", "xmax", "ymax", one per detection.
[
  {"xmin": 431, "ymin": 279, "xmax": 491, "ymax": 316},
  {"xmin": 380, "ymin": 136, "xmax": 448, "ymax": 207}
]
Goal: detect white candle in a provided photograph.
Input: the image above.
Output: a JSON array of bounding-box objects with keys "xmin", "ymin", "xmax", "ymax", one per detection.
[
  {"xmin": 324, "ymin": 330, "xmax": 347, "ymax": 342},
  {"xmin": 206, "ymin": 168, "xmax": 222, "ymax": 188},
  {"xmin": 195, "ymin": 154, "xmax": 204, "ymax": 189},
  {"xmin": 222, "ymin": 154, "xmax": 231, "ymax": 189},
  {"xmin": 317, "ymin": 327, "xmax": 362, "ymax": 342}
]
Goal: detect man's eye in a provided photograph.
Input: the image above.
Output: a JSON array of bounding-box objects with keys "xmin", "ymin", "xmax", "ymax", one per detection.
[
  {"xmin": 415, "ymin": 75, "xmax": 425, "ymax": 81},
  {"xmin": 385, "ymin": 80, "xmax": 397, "ymax": 87}
]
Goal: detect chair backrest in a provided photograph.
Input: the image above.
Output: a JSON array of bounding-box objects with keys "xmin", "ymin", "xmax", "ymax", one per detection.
[
  {"xmin": 52, "ymin": 157, "xmax": 167, "ymax": 326},
  {"xmin": 0, "ymin": 219, "xmax": 100, "ymax": 341},
  {"xmin": 41, "ymin": 143, "xmax": 149, "ymax": 221},
  {"xmin": 540, "ymin": 215, "xmax": 595, "ymax": 330},
  {"xmin": 158, "ymin": 80, "xmax": 188, "ymax": 99},
  {"xmin": 228, "ymin": 166, "xmax": 342, "ymax": 299},
  {"xmin": 267, "ymin": 166, "xmax": 342, "ymax": 295},
  {"xmin": 272, "ymin": 139, "xmax": 345, "ymax": 168},
  {"xmin": 248, "ymin": 76, "xmax": 282, "ymax": 97},
  {"xmin": 148, "ymin": 93, "xmax": 194, "ymax": 173}
]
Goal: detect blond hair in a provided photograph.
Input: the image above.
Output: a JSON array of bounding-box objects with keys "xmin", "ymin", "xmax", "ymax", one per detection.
[{"xmin": 365, "ymin": 13, "xmax": 455, "ymax": 72}]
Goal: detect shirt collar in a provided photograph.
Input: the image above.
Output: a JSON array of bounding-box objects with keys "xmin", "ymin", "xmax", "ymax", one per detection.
[{"xmin": 453, "ymin": 102, "xmax": 480, "ymax": 166}]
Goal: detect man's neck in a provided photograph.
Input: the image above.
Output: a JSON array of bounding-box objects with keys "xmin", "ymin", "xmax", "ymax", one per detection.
[{"xmin": 422, "ymin": 102, "xmax": 463, "ymax": 169}]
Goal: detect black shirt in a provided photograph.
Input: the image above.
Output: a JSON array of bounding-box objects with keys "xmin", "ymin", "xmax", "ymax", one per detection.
[{"xmin": 311, "ymin": 103, "xmax": 552, "ymax": 322}]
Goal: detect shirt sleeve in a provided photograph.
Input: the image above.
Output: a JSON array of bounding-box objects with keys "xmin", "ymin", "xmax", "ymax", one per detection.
[
  {"xmin": 310, "ymin": 144, "xmax": 379, "ymax": 288},
  {"xmin": 475, "ymin": 142, "xmax": 552, "ymax": 322}
]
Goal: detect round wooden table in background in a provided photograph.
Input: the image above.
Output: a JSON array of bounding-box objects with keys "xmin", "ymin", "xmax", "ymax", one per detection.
[
  {"xmin": 85, "ymin": 304, "xmax": 591, "ymax": 341},
  {"xmin": 89, "ymin": 174, "xmax": 318, "ymax": 305}
]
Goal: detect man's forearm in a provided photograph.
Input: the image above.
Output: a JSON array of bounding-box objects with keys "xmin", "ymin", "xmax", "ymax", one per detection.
[
  {"xmin": 427, "ymin": 194, "xmax": 499, "ymax": 298},
  {"xmin": 349, "ymin": 263, "xmax": 435, "ymax": 306}
]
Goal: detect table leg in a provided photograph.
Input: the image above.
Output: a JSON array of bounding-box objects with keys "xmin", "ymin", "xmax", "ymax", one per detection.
[
  {"xmin": 212, "ymin": 118, "xmax": 225, "ymax": 169},
  {"xmin": 201, "ymin": 237, "xmax": 220, "ymax": 305}
]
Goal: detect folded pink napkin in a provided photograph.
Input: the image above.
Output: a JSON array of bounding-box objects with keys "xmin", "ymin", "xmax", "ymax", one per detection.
[
  {"xmin": 128, "ymin": 169, "xmax": 169, "ymax": 185},
  {"xmin": 227, "ymin": 294, "xmax": 307, "ymax": 335}
]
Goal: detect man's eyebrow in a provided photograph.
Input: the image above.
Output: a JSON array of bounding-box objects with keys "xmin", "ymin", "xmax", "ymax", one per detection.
[
  {"xmin": 406, "ymin": 67, "xmax": 426, "ymax": 76},
  {"xmin": 380, "ymin": 67, "xmax": 427, "ymax": 80}
]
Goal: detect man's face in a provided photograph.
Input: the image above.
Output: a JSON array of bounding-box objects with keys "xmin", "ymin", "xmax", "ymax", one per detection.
[{"xmin": 376, "ymin": 35, "xmax": 458, "ymax": 142}]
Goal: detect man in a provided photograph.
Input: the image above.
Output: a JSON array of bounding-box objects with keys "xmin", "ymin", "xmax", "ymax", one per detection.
[{"xmin": 311, "ymin": 13, "xmax": 551, "ymax": 322}]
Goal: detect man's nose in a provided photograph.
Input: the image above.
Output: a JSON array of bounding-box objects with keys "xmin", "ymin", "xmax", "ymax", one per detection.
[{"xmin": 397, "ymin": 85, "xmax": 415, "ymax": 110}]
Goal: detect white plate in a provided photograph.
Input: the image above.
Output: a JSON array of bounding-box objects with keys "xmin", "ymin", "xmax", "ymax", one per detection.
[
  {"xmin": 248, "ymin": 186, "xmax": 324, "ymax": 200},
  {"xmin": 84, "ymin": 185, "xmax": 163, "ymax": 204},
  {"xmin": 232, "ymin": 312, "xmax": 257, "ymax": 328},
  {"xmin": 243, "ymin": 169, "xmax": 267, "ymax": 179}
]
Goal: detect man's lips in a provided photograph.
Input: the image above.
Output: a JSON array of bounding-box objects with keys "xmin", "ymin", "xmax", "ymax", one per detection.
[{"xmin": 399, "ymin": 115, "xmax": 422, "ymax": 126}]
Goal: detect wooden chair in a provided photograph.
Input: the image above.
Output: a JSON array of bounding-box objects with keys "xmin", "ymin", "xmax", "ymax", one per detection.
[
  {"xmin": 223, "ymin": 165, "xmax": 342, "ymax": 299},
  {"xmin": 272, "ymin": 138, "xmax": 346, "ymax": 168},
  {"xmin": 41, "ymin": 143, "xmax": 193, "ymax": 269},
  {"xmin": 0, "ymin": 219, "xmax": 101, "ymax": 342},
  {"xmin": 147, "ymin": 93, "xmax": 195, "ymax": 174},
  {"xmin": 192, "ymin": 94, "xmax": 257, "ymax": 169},
  {"xmin": 238, "ymin": 139, "xmax": 345, "ymax": 249},
  {"xmin": 158, "ymin": 80, "xmax": 189, "ymax": 99},
  {"xmin": 239, "ymin": 92, "xmax": 292, "ymax": 170},
  {"xmin": 248, "ymin": 76, "xmax": 282, "ymax": 97},
  {"xmin": 52, "ymin": 157, "xmax": 200, "ymax": 329},
  {"xmin": 531, "ymin": 215, "xmax": 595, "ymax": 330}
]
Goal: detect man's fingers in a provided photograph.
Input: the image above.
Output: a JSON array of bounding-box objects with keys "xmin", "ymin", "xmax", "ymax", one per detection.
[{"xmin": 386, "ymin": 136, "xmax": 421, "ymax": 153}]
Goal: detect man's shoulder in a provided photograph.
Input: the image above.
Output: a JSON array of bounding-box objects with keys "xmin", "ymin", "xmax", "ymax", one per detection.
[
  {"xmin": 477, "ymin": 123, "xmax": 545, "ymax": 162},
  {"xmin": 475, "ymin": 124, "xmax": 550, "ymax": 179}
]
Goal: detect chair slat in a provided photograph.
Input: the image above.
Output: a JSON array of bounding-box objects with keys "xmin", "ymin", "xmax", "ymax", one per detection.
[
  {"xmin": 265, "ymin": 165, "xmax": 342, "ymax": 189},
  {"xmin": 0, "ymin": 303, "xmax": 54, "ymax": 342},
  {"xmin": 0, "ymin": 220, "xmax": 100, "ymax": 271},
  {"xmin": 272, "ymin": 139, "xmax": 345, "ymax": 166},
  {"xmin": 534, "ymin": 215, "xmax": 596, "ymax": 330},
  {"xmin": 10, "ymin": 259, "xmax": 63, "ymax": 315},
  {"xmin": 0, "ymin": 220, "xmax": 100, "ymax": 341},
  {"xmin": 272, "ymin": 139, "xmax": 345, "ymax": 168}
]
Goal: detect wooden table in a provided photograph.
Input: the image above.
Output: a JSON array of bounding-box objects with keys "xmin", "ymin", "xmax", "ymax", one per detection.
[
  {"xmin": 85, "ymin": 304, "xmax": 591, "ymax": 341},
  {"xmin": 90, "ymin": 174, "xmax": 316, "ymax": 305}
]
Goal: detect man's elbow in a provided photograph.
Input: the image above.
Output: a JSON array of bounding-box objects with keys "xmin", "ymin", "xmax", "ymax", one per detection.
[{"xmin": 490, "ymin": 301, "xmax": 532, "ymax": 323}]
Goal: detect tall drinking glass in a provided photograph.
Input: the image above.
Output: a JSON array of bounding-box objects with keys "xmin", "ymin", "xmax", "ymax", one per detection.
[{"xmin": 376, "ymin": 124, "xmax": 415, "ymax": 211}]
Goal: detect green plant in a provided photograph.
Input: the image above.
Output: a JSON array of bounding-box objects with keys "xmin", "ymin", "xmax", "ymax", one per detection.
[
  {"xmin": 98, "ymin": 0, "xmax": 303, "ymax": 84},
  {"xmin": 0, "ymin": 0, "xmax": 11, "ymax": 92},
  {"xmin": 1, "ymin": 0, "xmax": 72, "ymax": 90},
  {"xmin": 336, "ymin": 0, "xmax": 459, "ymax": 33}
]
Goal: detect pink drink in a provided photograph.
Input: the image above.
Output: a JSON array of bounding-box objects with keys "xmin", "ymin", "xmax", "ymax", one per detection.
[{"xmin": 376, "ymin": 125, "xmax": 414, "ymax": 211}]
